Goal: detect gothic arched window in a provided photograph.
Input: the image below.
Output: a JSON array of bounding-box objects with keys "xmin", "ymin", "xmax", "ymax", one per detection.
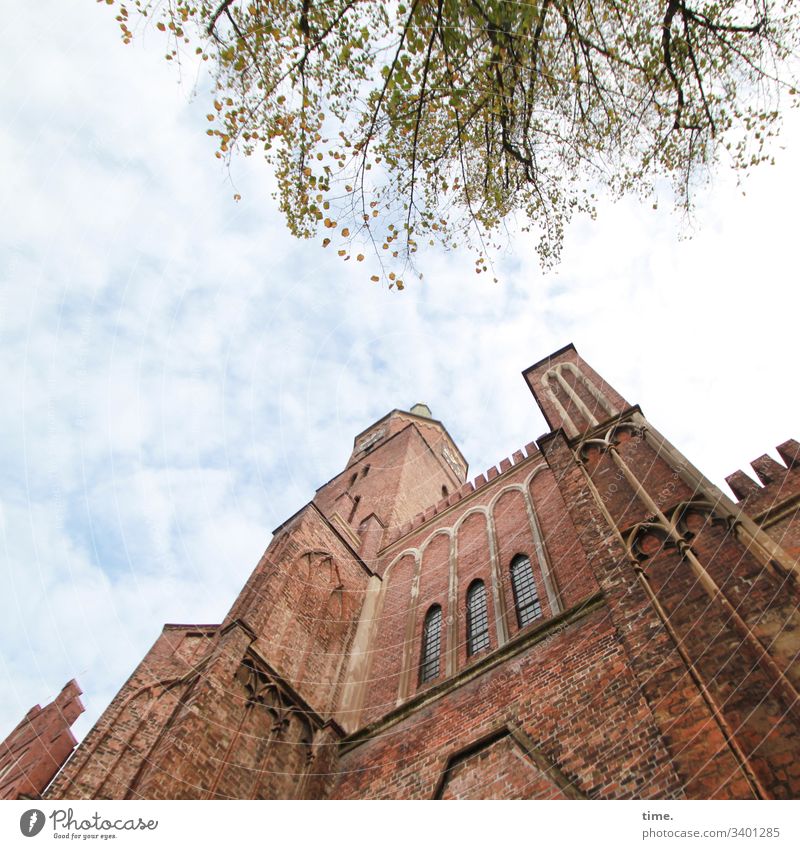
[
  {"xmin": 466, "ymin": 580, "xmax": 490, "ymax": 656},
  {"xmin": 419, "ymin": 605, "xmax": 443, "ymax": 684},
  {"xmin": 510, "ymin": 554, "xmax": 542, "ymax": 628}
]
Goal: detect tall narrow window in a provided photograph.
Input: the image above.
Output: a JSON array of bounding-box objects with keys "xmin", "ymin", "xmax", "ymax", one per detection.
[
  {"xmin": 419, "ymin": 605, "xmax": 443, "ymax": 683},
  {"xmin": 510, "ymin": 555, "xmax": 542, "ymax": 628},
  {"xmin": 466, "ymin": 580, "xmax": 490, "ymax": 656}
]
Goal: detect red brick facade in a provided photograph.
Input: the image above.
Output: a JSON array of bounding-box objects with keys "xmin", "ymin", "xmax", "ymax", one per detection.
[
  {"xmin": 37, "ymin": 344, "xmax": 799, "ymax": 799},
  {"xmin": 0, "ymin": 680, "xmax": 83, "ymax": 799}
]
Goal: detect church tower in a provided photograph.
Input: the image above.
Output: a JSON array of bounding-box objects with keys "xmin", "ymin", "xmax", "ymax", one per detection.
[
  {"xmin": 44, "ymin": 404, "xmax": 469, "ymax": 799},
  {"xmin": 42, "ymin": 344, "xmax": 800, "ymax": 800}
]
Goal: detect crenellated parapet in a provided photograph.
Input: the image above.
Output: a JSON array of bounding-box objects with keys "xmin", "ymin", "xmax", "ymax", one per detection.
[
  {"xmin": 387, "ymin": 441, "xmax": 541, "ymax": 545},
  {"xmin": 726, "ymin": 439, "xmax": 800, "ymax": 513},
  {"xmin": 725, "ymin": 439, "xmax": 800, "ymax": 563},
  {"xmin": 27, "ymin": 345, "xmax": 800, "ymax": 801}
]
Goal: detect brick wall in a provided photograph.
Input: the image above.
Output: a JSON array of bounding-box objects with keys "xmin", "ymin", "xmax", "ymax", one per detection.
[
  {"xmin": 0, "ymin": 680, "xmax": 84, "ymax": 799},
  {"xmin": 46, "ymin": 628, "xmax": 214, "ymax": 799},
  {"xmin": 333, "ymin": 605, "xmax": 684, "ymax": 799},
  {"xmin": 35, "ymin": 346, "xmax": 800, "ymax": 800},
  {"xmin": 357, "ymin": 451, "xmax": 593, "ymax": 726},
  {"xmin": 726, "ymin": 439, "xmax": 800, "ymax": 562}
]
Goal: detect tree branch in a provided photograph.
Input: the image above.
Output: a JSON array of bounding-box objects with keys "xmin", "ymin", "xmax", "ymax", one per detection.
[{"xmin": 406, "ymin": 0, "xmax": 443, "ymax": 230}]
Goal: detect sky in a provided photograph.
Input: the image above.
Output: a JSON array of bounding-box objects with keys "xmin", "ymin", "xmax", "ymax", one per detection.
[{"xmin": 1, "ymin": 3, "xmax": 798, "ymax": 744}]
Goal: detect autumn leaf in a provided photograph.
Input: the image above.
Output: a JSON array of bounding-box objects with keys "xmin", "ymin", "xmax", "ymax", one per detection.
[{"xmin": 117, "ymin": 0, "xmax": 800, "ymax": 285}]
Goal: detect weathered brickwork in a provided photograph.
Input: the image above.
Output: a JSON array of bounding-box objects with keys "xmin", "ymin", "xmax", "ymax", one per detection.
[
  {"xmin": 313, "ymin": 411, "xmax": 466, "ymax": 549},
  {"xmin": 0, "ymin": 680, "xmax": 84, "ymax": 799},
  {"xmin": 726, "ymin": 439, "xmax": 800, "ymax": 563},
  {"xmin": 22, "ymin": 343, "xmax": 797, "ymax": 799},
  {"xmin": 231, "ymin": 506, "xmax": 371, "ymax": 715},
  {"xmin": 46, "ymin": 627, "xmax": 216, "ymax": 799},
  {"xmin": 335, "ymin": 604, "xmax": 684, "ymax": 799},
  {"xmin": 436, "ymin": 733, "xmax": 573, "ymax": 800}
]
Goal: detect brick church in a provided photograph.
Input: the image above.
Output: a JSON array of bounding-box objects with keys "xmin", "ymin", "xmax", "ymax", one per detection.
[{"xmin": 8, "ymin": 344, "xmax": 800, "ymax": 799}]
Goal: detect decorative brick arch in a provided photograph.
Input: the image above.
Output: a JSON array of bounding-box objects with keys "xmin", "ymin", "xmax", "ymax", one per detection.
[
  {"xmin": 489, "ymin": 481, "xmax": 561, "ymax": 617},
  {"xmin": 431, "ymin": 722, "xmax": 586, "ymax": 800},
  {"xmin": 452, "ymin": 508, "xmax": 506, "ymax": 662}
]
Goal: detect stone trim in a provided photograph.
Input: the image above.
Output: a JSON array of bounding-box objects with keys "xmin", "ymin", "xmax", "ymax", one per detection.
[
  {"xmin": 521, "ymin": 342, "xmax": 577, "ymax": 377},
  {"xmin": 339, "ymin": 591, "xmax": 604, "ymax": 753},
  {"xmin": 754, "ymin": 492, "xmax": 800, "ymax": 528},
  {"xmin": 329, "ymin": 511, "xmax": 362, "ymax": 549},
  {"xmin": 244, "ymin": 646, "xmax": 345, "ymax": 737},
  {"xmin": 379, "ymin": 451, "xmax": 546, "ymax": 555},
  {"xmin": 350, "ymin": 409, "xmax": 468, "ymax": 473},
  {"xmin": 430, "ymin": 722, "xmax": 587, "ymax": 799},
  {"xmin": 272, "ymin": 503, "xmax": 375, "ymax": 577}
]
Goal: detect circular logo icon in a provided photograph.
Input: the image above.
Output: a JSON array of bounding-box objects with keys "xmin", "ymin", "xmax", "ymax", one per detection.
[{"xmin": 20, "ymin": 809, "xmax": 46, "ymax": 837}]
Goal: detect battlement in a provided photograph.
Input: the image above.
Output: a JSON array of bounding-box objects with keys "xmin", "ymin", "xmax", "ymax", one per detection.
[
  {"xmin": 33, "ymin": 345, "xmax": 800, "ymax": 801},
  {"xmin": 725, "ymin": 439, "xmax": 800, "ymax": 517},
  {"xmin": 386, "ymin": 440, "xmax": 540, "ymax": 545}
]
